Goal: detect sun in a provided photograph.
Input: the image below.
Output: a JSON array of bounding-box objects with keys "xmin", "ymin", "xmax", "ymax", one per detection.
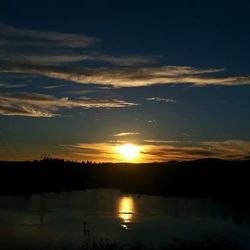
[{"xmin": 116, "ymin": 143, "xmax": 140, "ymax": 162}]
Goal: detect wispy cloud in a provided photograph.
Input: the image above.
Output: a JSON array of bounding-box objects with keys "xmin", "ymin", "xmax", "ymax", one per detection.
[
  {"xmin": 0, "ymin": 23, "xmax": 98, "ymax": 49},
  {"xmin": 2, "ymin": 62, "xmax": 250, "ymax": 88},
  {"xmin": 1, "ymin": 23, "xmax": 250, "ymax": 88},
  {"xmin": 0, "ymin": 83, "xmax": 27, "ymax": 88},
  {"xmin": 113, "ymin": 132, "xmax": 140, "ymax": 137},
  {"xmin": 65, "ymin": 140, "xmax": 250, "ymax": 162},
  {"xmin": 0, "ymin": 92, "xmax": 138, "ymax": 117},
  {"xmin": 146, "ymin": 97, "xmax": 176, "ymax": 103},
  {"xmin": 0, "ymin": 23, "xmax": 158, "ymax": 67},
  {"xmin": 142, "ymin": 140, "xmax": 250, "ymax": 161},
  {"xmin": 148, "ymin": 119, "xmax": 156, "ymax": 123},
  {"xmin": 66, "ymin": 143, "xmax": 119, "ymax": 162},
  {"xmin": 20, "ymin": 54, "xmax": 159, "ymax": 66},
  {"xmin": 67, "ymin": 90, "xmax": 97, "ymax": 95},
  {"xmin": 43, "ymin": 84, "xmax": 70, "ymax": 89},
  {"xmin": 143, "ymin": 139, "xmax": 182, "ymax": 144}
]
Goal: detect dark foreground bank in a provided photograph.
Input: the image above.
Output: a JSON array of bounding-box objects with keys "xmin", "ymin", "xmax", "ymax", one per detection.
[
  {"xmin": 64, "ymin": 237, "xmax": 239, "ymax": 250},
  {"xmin": 0, "ymin": 158, "xmax": 250, "ymax": 200}
]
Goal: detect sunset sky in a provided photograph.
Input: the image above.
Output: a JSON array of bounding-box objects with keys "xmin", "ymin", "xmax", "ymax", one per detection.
[{"xmin": 1, "ymin": 1, "xmax": 250, "ymax": 162}]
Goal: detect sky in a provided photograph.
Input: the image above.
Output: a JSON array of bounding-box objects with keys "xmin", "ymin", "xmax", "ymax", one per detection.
[{"xmin": 0, "ymin": 0, "xmax": 250, "ymax": 162}]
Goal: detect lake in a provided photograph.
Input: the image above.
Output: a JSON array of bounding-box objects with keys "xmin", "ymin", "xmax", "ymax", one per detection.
[{"xmin": 0, "ymin": 189, "xmax": 250, "ymax": 249}]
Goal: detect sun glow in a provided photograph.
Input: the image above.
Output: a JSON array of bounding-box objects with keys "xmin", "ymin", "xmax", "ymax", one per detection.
[{"xmin": 116, "ymin": 143, "xmax": 140, "ymax": 162}]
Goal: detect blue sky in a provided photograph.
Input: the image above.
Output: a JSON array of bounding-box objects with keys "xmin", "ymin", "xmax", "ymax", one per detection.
[{"xmin": 0, "ymin": 0, "xmax": 250, "ymax": 161}]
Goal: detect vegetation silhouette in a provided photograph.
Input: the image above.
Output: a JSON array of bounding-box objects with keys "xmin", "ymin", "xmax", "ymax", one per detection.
[
  {"xmin": 70, "ymin": 220, "xmax": 239, "ymax": 250},
  {"xmin": 1, "ymin": 237, "xmax": 240, "ymax": 250},
  {"xmin": 67, "ymin": 236, "xmax": 239, "ymax": 250},
  {"xmin": 0, "ymin": 158, "xmax": 250, "ymax": 201}
]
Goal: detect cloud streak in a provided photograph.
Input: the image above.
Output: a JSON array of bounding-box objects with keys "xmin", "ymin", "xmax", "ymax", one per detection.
[
  {"xmin": 0, "ymin": 23, "xmax": 98, "ymax": 49},
  {"xmin": 146, "ymin": 97, "xmax": 176, "ymax": 103},
  {"xmin": 142, "ymin": 140, "xmax": 250, "ymax": 161},
  {"xmin": 0, "ymin": 92, "xmax": 138, "ymax": 117},
  {"xmin": 65, "ymin": 140, "xmax": 250, "ymax": 162},
  {"xmin": 0, "ymin": 83, "xmax": 27, "ymax": 88},
  {"xmin": 2, "ymin": 62, "xmax": 250, "ymax": 88},
  {"xmin": 1, "ymin": 23, "xmax": 250, "ymax": 88},
  {"xmin": 0, "ymin": 23, "xmax": 158, "ymax": 67},
  {"xmin": 20, "ymin": 54, "xmax": 159, "ymax": 66},
  {"xmin": 113, "ymin": 132, "xmax": 140, "ymax": 137}
]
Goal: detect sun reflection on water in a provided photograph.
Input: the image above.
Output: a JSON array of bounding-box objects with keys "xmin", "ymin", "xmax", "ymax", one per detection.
[{"xmin": 117, "ymin": 196, "xmax": 136, "ymax": 229}]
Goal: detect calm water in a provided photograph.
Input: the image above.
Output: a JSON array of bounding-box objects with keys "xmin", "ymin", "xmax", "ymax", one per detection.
[{"xmin": 0, "ymin": 189, "xmax": 250, "ymax": 249}]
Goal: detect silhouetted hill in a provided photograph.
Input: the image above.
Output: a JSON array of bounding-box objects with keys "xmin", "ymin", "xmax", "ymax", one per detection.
[{"xmin": 0, "ymin": 158, "xmax": 250, "ymax": 201}]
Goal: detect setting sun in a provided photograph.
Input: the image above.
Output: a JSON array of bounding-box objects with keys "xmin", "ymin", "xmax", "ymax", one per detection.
[{"xmin": 116, "ymin": 143, "xmax": 140, "ymax": 162}]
